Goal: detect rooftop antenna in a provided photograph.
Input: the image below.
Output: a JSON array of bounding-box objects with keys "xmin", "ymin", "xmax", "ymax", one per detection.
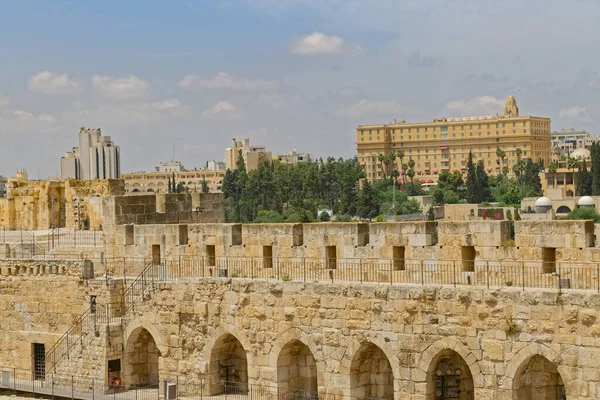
[{"xmin": 172, "ymin": 143, "xmax": 175, "ymax": 162}]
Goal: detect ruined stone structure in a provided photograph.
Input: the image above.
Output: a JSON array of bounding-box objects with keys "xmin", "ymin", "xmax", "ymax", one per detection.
[{"xmin": 4, "ymin": 219, "xmax": 600, "ymax": 399}]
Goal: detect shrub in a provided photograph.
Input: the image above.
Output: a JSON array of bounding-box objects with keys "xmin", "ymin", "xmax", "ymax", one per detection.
[{"xmin": 564, "ymin": 208, "xmax": 600, "ymax": 223}]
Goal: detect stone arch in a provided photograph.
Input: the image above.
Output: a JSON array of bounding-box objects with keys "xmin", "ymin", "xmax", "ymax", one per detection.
[
  {"xmin": 123, "ymin": 318, "xmax": 168, "ymax": 389},
  {"xmin": 277, "ymin": 340, "xmax": 319, "ymax": 398},
  {"xmin": 125, "ymin": 317, "xmax": 169, "ymax": 356},
  {"xmin": 556, "ymin": 205, "xmax": 571, "ymax": 214},
  {"xmin": 204, "ymin": 325, "xmax": 252, "ymax": 395},
  {"xmin": 270, "ymin": 327, "xmax": 325, "ymax": 388},
  {"xmin": 341, "ymin": 336, "xmax": 399, "ymax": 400},
  {"xmin": 506, "ymin": 344, "xmax": 568, "ymax": 400},
  {"xmin": 416, "ymin": 338, "xmax": 482, "ymax": 398}
]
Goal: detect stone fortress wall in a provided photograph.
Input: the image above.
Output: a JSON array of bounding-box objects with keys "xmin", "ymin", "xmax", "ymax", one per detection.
[{"xmin": 4, "ymin": 218, "xmax": 600, "ymax": 398}]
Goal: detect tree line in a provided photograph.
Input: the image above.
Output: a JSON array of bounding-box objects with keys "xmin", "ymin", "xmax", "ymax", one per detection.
[{"xmin": 222, "ymin": 148, "xmax": 544, "ymax": 223}]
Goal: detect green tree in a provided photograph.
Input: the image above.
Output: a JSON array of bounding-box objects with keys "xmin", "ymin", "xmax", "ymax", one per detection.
[
  {"xmin": 592, "ymin": 142, "xmax": 600, "ymax": 195},
  {"xmin": 176, "ymin": 182, "xmax": 186, "ymax": 193},
  {"xmin": 465, "ymin": 152, "xmax": 478, "ymax": 203},
  {"xmin": 358, "ymin": 181, "xmax": 380, "ymax": 221},
  {"xmin": 475, "ymin": 161, "xmax": 492, "ymax": 203},
  {"xmin": 576, "ymin": 160, "xmax": 592, "ymax": 196},
  {"xmin": 396, "ymin": 150, "xmax": 405, "ymax": 184},
  {"xmin": 427, "ymin": 206, "xmax": 435, "ymax": 221},
  {"xmin": 172, "ymin": 172, "xmax": 176, "ymax": 193},
  {"xmin": 167, "ymin": 176, "xmax": 172, "ymax": 194},
  {"xmin": 201, "ymin": 178, "xmax": 209, "ymax": 194},
  {"xmin": 516, "ymin": 159, "xmax": 542, "ymax": 197},
  {"xmin": 466, "ymin": 152, "xmax": 492, "ymax": 203},
  {"xmin": 496, "ymin": 148, "xmax": 506, "ymax": 175}
]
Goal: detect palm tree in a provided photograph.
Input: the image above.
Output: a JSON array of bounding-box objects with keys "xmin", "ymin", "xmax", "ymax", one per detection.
[
  {"xmin": 496, "ymin": 148, "xmax": 507, "ymax": 175},
  {"xmin": 396, "ymin": 149, "xmax": 406, "ymax": 184},
  {"xmin": 516, "ymin": 148, "xmax": 523, "ymax": 161},
  {"xmin": 378, "ymin": 153, "xmax": 388, "ymax": 180},
  {"xmin": 548, "ymin": 160, "xmax": 559, "ymax": 188},
  {"xmin": 407, "ymin": 159, "xmax": 416, "ymax": 184}
]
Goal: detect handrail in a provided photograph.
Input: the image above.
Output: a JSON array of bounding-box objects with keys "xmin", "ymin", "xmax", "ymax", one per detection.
[{"xmin": 45, "ymin": 260, "xmax": 158, "ymax": 374}]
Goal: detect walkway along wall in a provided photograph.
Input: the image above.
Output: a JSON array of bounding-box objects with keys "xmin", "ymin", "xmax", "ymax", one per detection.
[{"xmin": 2, "ymin": 259, "xmax": 600, "ymax": 399}]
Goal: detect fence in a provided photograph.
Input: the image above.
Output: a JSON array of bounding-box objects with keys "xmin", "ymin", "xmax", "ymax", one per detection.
[
  {"xmin": 123, "ymin": 256, "xmax": 600, "ymax": 292},
  {"xmin": 0, "ymin": 227, "xmax": 104, "ymax": 258},
  {"xmin": 0, "ymin": 366, "xmax": 361, "ymax": 400}
]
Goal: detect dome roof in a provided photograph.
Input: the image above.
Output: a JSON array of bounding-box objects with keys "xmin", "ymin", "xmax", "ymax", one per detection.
[
  {"xmin": 578, "ymin": 196, "xmax": 595, "ymax": 206},
  {"xmin": 571, "ymin": 148, "xmax": 590, "ymax": 159},
  {"xmin": 535, "ymin": 197, "xmax": 552, "ymax": 207}
]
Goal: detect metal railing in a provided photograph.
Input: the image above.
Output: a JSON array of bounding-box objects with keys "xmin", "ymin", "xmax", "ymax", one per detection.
[
  {"xmin": 0, "ymin": 227, "xmax": 104, "ymax": 256},
  {"xmin": 125, "ymin": 256, "xmax": 600, "ymax": 293},
  {"xmin": 0, "ymin": 365, "xmax": 387, "ymax": 400},
  {"xmin": 44, "ymin": 304, "xmax": 122, "ymax": 374},
  {"xmin": 45, "ymin": 260, "xmax": 157, "ymax": 374}
]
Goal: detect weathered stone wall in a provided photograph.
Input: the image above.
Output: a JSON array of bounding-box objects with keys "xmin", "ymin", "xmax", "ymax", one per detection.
[
  {"xmin": 0, "ymin": 260, "xmax": 108, "ymax": 371},
  {"xmin": 121, "ymin": 278, "xmax": 600, "ymax": 399}
]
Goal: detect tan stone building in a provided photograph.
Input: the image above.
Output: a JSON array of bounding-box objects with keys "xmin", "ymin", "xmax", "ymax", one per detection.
[
  {"xmin": 122, "ymin": 169, "xmax": 226, "ymax": 193},
  {"xmin": 357, "ymin": 96, "xmax": 552, "ymax": 183},
  {"xmin": 225, "ymin": 138, "xmax": 272, "ymax": 171}
]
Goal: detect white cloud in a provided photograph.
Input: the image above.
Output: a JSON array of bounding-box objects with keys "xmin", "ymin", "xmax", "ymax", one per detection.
[
  {"xmin": 69, "ymin": 98, "xmax": 188, "ymax": 125},
  {"xmin": 559, "ymin": 106, "xmax": 591, "ymax": 121},
  {"xmin": 0, "ymin": 94, "xmax": 9, "ymax": 108},
  {"xmin": 289, "ymin": 32, "xmax": 362, "ymax": 55},
  {"xmin": 0, "ymin": 109, "xmax": 57, "ymax": 133},
  {"xmin": 442, "ymin": 96, "xmax": 505, "ymax": 117},
  {"xmin": 179, "ymin": 72, "xmax": 277, "ymax": 91},
  {"xmin": 203, "ymin": 101, "xmax": 241, "ymax": 119},
  {"xmin": 334, "ymin": 100, "xmax": 405, "ymax": 117},
  {"xmin": 91, "ymin": 74, "xmax": 150, "ymax": 99},
  {"xmin": 27, "ymin": 71, "xmax": 80, "ymax": 94}
]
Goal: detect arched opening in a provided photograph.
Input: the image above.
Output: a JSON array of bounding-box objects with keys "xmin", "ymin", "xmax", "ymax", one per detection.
[
  {"xmin": 426, "ymin": 349, "xmax": 473, "ymax": 400},
  {"xmin": 556, "ymin": 206, "xmax": 571, "ymax": 214},
  {"xmin": 277, "ymin": 340, "xmax": 318, "ymax": 399},
  {"xmin": 123, "ymin": 327, "xmax": 161, "ymax": 389},
  {"xmin": 565, "ymin": 189, "xmax": 573, "ymax": 197},
  {"xmin": 513, "ymin": 355, "xmax": 565, "ymax": 399},
  {"xmin": 349, "ymin": 342, "xmax": 393, "ymax": 400},
  {"xmin": 209, "ymin": 334, "xmax": 248, "ymax": 395}
]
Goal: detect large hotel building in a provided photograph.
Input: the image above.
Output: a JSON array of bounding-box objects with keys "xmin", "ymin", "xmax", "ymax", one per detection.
[{"xmin": 356, "ymin": 96, "xmax": 552, "ymax": 183}]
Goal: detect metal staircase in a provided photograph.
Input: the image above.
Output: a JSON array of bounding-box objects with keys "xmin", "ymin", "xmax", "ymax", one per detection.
[{"xmin": 45, "ymin": 260, "xmax": 160, "ymax": 374}]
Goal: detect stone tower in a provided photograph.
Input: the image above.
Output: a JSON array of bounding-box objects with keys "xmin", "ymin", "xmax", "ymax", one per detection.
[{"xmin": 503, "ymin": 95, "xmax": 519, "ymax": 117}]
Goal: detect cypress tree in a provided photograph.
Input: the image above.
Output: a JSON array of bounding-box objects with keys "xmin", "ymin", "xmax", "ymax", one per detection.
[
  {"xmin": 475, "ymin": 161, "xmax": 492, "ymax": 203},
  {"xmin": 592, "ymin": 142, "xmax": 600, "ymax": 195},
  {"xmin": 465, "ymin": 152, "xmax": 478, "ymax": 203},
  {"xmin": 167, "ymin": 176, "xmax": 172, "ymax": 193},
  {"xmin": 576, "ymin": 160, "xmax": 592, "ymax": 196},
  {"xmin": 172, "ymin": 172, "xmax": 176, "ymax": 193}
]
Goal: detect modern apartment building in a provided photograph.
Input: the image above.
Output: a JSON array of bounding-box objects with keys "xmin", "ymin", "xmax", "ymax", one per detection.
[
  {"xmin": 356, "ymin": 96, "xmax": 552, "ymax": 183},
  {"xmin": 60, "ymin": 127, "xmax": 121, "ymax": 180},
  {"xmin": 551, "ymin": 128, "xmax": 597, "ymax": 158},
  {"xmin": 225, "ymin": 139, "xmax": 272, "ymax": 172},
  {"xmin": 276, "ymin": 150, "xmax": 312, "ymax": 165}
]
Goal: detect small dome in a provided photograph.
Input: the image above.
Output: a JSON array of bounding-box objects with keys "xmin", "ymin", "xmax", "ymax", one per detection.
[
  {"xmin": 571, "ymin": 148, "xmax": 590, "ymax": 159},
  {"xmin": 578, "ymin": 196, "xmax": 595, "ymax": 206},
  {"xmin": 535, "ymin": 197, "xmax": 552, "ymax": 207}
]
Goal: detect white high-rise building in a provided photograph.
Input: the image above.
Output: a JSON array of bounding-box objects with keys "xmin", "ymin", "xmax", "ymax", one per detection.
[{"xmin": 60, "ymin": 128, "xmax": 121, "ymax": 180}]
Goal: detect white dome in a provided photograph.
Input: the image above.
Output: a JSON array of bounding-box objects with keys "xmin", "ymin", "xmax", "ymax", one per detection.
[
  {"xmin": 578, "ymin": 196, "xmax": 595, "ymax": 206},
  {"xmin": 535, "ymin": 197, "xmax": 552, "ymax": 207},
  {"xmin": 571, "ymin": 148, "xmax": 590, "ymax": 159}
]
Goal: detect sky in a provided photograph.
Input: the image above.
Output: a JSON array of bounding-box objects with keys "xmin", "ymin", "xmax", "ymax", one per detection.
[{"xmin": 1, "ymin": 0, "xmax": 600, "ymax": 178}]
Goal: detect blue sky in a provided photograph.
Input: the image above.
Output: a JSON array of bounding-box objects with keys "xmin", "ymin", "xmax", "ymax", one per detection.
[{"xmin": 1, "ymin": 0, "xmax": 600, "ymax": 177}]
